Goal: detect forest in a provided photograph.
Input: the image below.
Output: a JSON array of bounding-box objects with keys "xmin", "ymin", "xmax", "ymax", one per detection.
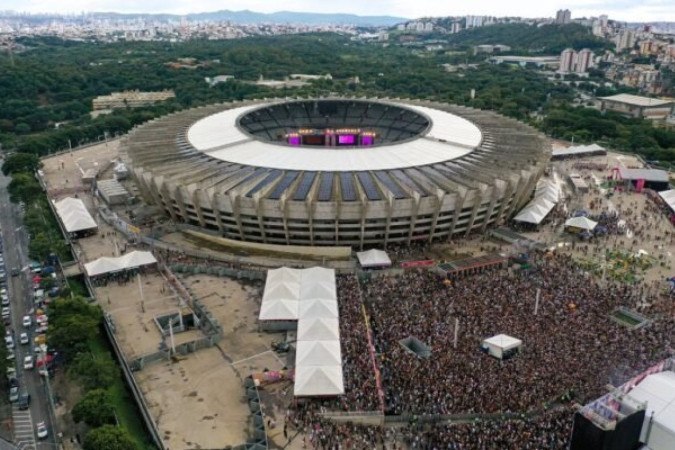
[{"xmin": 0, "ymin": 31, "xmax": 673, "ymax": 165}]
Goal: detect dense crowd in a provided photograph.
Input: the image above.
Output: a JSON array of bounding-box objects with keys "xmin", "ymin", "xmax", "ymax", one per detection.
[{"xmin": 362, "ymin": 253, "xmax": 672, "ymax": 417}]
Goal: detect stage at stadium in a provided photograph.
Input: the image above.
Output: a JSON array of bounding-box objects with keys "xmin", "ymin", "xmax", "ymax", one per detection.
[{"xmin": 125, "ymin": 98, "xmax": 550, "ymax": 247}]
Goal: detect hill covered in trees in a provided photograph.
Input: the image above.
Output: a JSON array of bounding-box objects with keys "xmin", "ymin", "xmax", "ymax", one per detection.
[{"xmin": 444, "ymin": 23, "xmax": 611, "ymax": 53}]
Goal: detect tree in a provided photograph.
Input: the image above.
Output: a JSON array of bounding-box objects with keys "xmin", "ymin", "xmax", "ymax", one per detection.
[
  {"xmin": 7, "ymin": 173, "xmax": 42, "ymax": 204},
  {"xmin": 72, "ymin": 389, "xmax": 116, "ymax": 427},
  {"xmin": 69, "ymin": 352, "xmax": 119, "ymax": 391},
  {"xmin": 47, "ymin": 315, "xmax": 99, "ymax": 359},
  {"xmin": 1, "ymin": 153, "xmax": 42, "ymax": 175},
  {"xmin": 83, "ymin": 425, "xmax": 138, "ymax": 450}
]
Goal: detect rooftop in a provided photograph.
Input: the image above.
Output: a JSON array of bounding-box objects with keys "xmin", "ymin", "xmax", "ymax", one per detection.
[{"xmin": 600, "ymin": 94, "xmax": 674, "ymax": 108}]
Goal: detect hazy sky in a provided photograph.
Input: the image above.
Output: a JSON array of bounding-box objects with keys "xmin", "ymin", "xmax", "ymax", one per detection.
[{"xmin": 4, "ymin": 0, "xmax": 674, "ymax": 22}]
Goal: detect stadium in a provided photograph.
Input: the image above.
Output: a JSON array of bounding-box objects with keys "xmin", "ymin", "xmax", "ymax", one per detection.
[{"xmin": 125, "ymin": 98, "xmax": 550, "ymax": 247}]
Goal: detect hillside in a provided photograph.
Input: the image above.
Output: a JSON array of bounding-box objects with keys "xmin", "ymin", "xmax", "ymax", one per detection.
[{"xmin": 445, "ymin": 23, "xmax": 611, "ymax": 53}]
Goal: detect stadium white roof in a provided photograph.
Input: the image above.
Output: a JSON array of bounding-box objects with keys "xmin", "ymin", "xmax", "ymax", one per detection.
[
  {"xmin": 53, "ymin": 197, "xmax": 98, "ymax": 233},
  {"xmin": 258, "ymin": 267, "xmax": 343, "ymax": 397},
  {"xmin": 659, "ymin": 189, "xmax": 675, "ymax": 213},
  {"xmin": 601, "ymin": 94, "xmax": 674, "ymax": 107},
  {"xmin": 84, "ymin": 251, "xmax": 157, "ymax": 277},
  {"xmin": 356, "ymin": 249, "xmax": 392, "ymax": 268},
  {"xmin": 186, "ymin": 101, "xmax": 482, "ymax": 171},
  {"xmin": 626, "ymin": 371, "xmax": 675, "ymax": 450},
  {"xmin": 551, "ymin": 143, "xmax": 606, "ymax": 158}
]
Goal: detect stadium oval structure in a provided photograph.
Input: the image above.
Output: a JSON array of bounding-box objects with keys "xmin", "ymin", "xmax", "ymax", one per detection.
[{"xmin": 126, "ymin": 98, "xmax": 550, "ymax": 248}]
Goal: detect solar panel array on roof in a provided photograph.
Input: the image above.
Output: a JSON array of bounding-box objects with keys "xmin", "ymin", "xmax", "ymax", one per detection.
[
  {"xmin": 317, "ymin": 173, "xmax": 334, "ymax": 201},
  {"xmin": 293, "ymin": 172, "xmax": 317, "ymax": 201},
  {"xmin": 391, "ymin": 170, "xmax": 429, "ymax": 196},
  {"xmin": 232, "ymin": 167, "xmax": 267, "ymax": 190},
  {"xmin": 340, "ymin": 173, "xmax": 357, "ymax": 201},
  {"xmin": 246, "ymin": 170, "xmax": 282, "ymax": 197},
  {"xmin": 268, "ymin": 171, "xmax": 299, "ymax": 200},
  {"xmin": 374, "ymin": 171, "xmax": 408, "ymax": 199},
  {"xmin": 356, "ymin": 172, "xmax": 381, "ymax": 201}
]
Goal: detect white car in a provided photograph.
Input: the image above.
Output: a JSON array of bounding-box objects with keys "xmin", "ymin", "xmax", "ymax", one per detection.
[
  {"xmin": 23, "ymin": 355, "xmax": 33, "ymax": 370},
  {"xmin": 22, "ymin": 315, "xmax": 32, "ymax": 328},
  {"xmin": 0, "ymin": 294, "xmax": 8, "ymax": 306},
  {"xmin": 4, "ymin": 335, "xmax": 14, "ymax": 349},
  {"xmin": 36, "ymin": 421, "xmax": 48, "ymax": 439},
  {"xmin": 19, "ymin": 333, "xmax": 29, "ymax": 345},
  {"xmin": 6, "ymin": 350, "xmax": 14, "ymax": 360},
  {"xmin": 1, "ymin": 307, "xmax": 10, "ymax": 318}
]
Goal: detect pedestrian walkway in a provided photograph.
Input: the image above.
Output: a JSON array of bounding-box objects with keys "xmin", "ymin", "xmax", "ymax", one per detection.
[{"xmin": 11, "ymin": 406, "xmax": 35, "ymax": 450}]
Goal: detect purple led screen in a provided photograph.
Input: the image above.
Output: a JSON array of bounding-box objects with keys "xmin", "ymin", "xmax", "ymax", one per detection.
[
  {"xmin": 361, "ymin": 135, "xmax": 374, "ymax": 146},
  {"xmin": 288, "ymin": 136, "xmax": 301, "ymax": 146},
  {"xmin": 338, "ymin": 134, "xmax": 356, "ymax": 145}
]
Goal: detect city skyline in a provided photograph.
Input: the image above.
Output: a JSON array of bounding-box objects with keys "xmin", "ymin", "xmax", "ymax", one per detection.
[{"xmin": 2, "ymin": 0, "xmax": 674, "ymax": 22}]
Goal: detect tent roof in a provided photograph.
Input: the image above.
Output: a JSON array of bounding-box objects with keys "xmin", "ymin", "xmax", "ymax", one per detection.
[
  {"xmin": 565, "ymin": 216, "xmax": 598, "ymax": 230},
  {"xmin": 259, "ymin": 299, "xmax": 298, "ymax": 321},
  {"xmin": 618, "ymin": 167, "xmax": 669, "ymax": 183},
  {"xmin": 294, "ymin": 366, "xmax": 344, "ymax": 397},
  {"xmin": 53, "ymin": 197, "xmax": 98, "ymax": 233},
  {"xmin": 297, "ymin": 318, "xmax": 340, "ymax": 341},
  {"xmin": 552, "ymin": 143, "xmax": 606, "ymax": 157},
  {"xmin": 356, "ymin": 249, "xmax": 392, "ymax": 268},
  {"xmin": 660, "ymin": 189, "xmax": 675, "ymax": 214},
  {"xmin": 84, "ymin": 251, "xmax": 157, "ymax": 277},
  {"xmin": 483, "ymin": 334, "xmax": 522, "ymax": 350},
  {"xmin": 298, "ymin": 299, "xmax": 339, "ymax": 319},
  {"xmin": 296, "ymin": 341, "xmax": 342, "ymax": 366},
  {"xmin": 626, "ymin": 371, "xmax": 675, "ymax": 433}
]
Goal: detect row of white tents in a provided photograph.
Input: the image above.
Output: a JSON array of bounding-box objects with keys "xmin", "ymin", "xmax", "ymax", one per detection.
[
  {"xmin": 259, "ymin": 267, "xmax": 344, "ymax": 397},
  {"xmin": 53, "ymin": 197, "xmax": 98, "ymax": 234},
  {"xmin": 660, "ymin": 189, "xmax": 675, "ymax": 214},
  {"xmin": 513, "ymin": 176, "xmax": 563, "ymax": 225},
  {"xmin": 84, "ymin": 251, "xmax": 157, "ymax": 278}
]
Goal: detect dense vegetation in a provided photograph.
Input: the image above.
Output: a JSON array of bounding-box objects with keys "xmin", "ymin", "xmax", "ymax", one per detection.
[
  {"xmin": 0, "ymin": 32, "xmax": 673, "ymax": 165},
  {"xmin": 439, "ymin": 23, "xmax": 612, "ymax": 53}
]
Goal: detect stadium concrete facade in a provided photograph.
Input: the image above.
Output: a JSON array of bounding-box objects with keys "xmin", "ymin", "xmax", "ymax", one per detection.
[{"xmin": 125, "ymin": 98, "xmax": 550, "ymax": 248}]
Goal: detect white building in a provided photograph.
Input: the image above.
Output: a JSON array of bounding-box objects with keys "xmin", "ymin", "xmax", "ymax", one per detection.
[
  {"xmin": 555, "ymin": 9, "xmax": 572, "ymax": 24},
  {"xmin": 616, "ymin": 29, "xmax": 636, "ymax": 52},
  {"xmin": 575, "ymin": 49, "xmax": 594, "ymax": 73},
  {"xmin": 559, "ymin": 48, "xmax": 575, "ymax": 73}
]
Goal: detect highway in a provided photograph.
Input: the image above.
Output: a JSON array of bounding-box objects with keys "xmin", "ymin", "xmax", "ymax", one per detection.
[{"xmin": 0, "ymin": 170, "xmax": 58, "ymax": 450}]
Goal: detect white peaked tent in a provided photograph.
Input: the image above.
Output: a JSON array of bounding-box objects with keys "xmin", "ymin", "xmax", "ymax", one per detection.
[
  {"xmin": 356, "ymin": 249, "xmax": 392, "ymax": 268},
  {"xmin": 513, "ymin": 176, "xmax": 562, "ymax": 225},
  {"xmin": 294, "ymin": 366, "xmax": 345, "ymax": 397},
  {"xmin": 659, "ymin": 189, "xmax": 675, "ymax": 214},
  {"xmin": 84, "ymin": 251, "xmax": 157, "ymax": 277},
  {"xmin": 296, "ymin": 341, "xmax": 342, "ymax": 367},
  {"xmin": 482, "ymin": 334, "xmax": 522, "ymax": 359},
  {"xmin": 53, "ymin": 197, "xmax": 98, "ymax": 233},
  {"xmin": 565, "ymin": 216, "xmax": 598, "ymax": 231},
  {"xmin": 258, "ymin": 266, "xmax": 344, "ymax": 397},
  {"xmin": 297, "ymin": 318, "xmax": 340, "ymax": 341}
]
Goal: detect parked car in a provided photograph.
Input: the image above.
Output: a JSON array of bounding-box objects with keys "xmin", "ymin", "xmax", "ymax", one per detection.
[
  {"xmin": 0, "ymin": 294, "xmax": 8, "ymax": 306},
  {"xmin": 19, "ymin": 333, "xmax": 29, "ymax": 345},
  {"xmin": 5, "ymin": 334, "xmax": 14, "ymax": 349},
  {"xmin": 36, "ymin": 421, "xmax": 48, "ymax": 439},
  {"xmin": 17, "ymin": 391, "xmax": 30, "ymax": 410},
  {"xmin": 6, "ymin": 350, "xmax": 14, "ymax": 360},
  {"xmin": 23, "ymin": 355, "xmax": 33, "ymax": 370},
  {"xmin": 9, "ymin": 386, "xmax": 19, "ymax": 403},
  {"xmin": 22, "ymin": 315, "xmax": 32, "ymax": 328},
  {"xmin": 1, "ymin": 307, "xmax": 10, "ymax": 319}
]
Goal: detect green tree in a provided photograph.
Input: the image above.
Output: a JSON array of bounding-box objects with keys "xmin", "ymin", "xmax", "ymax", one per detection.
[
  {"xmin": 48, "ymin": 297, "xmax": 102, "ymax": 360},
  {"xmin": 83, "ymin": 425, "xmax": 138, "ymax": 450},
  {"xmin": 69, "ymin": 352, "xmax": 119, "ymax": 391},
  {"xmin": 72, "ymin": 389, "xmax": 116, "ymax": 427},
  {"xmin": 1, "ymin": 153, "xmax": 42, "ymax": 175},
  {"xmin": 7, "ymin": 173, "xmax": 42, "ymax": 204}
]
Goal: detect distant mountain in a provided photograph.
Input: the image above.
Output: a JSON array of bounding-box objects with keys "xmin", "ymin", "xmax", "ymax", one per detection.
[{"xmin": 186, "ymin": 10, "xmax": 407, "ymax": 26}]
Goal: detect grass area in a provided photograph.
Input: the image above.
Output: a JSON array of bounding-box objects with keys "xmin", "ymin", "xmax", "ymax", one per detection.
[
  {"xmin": 89, "ymin": 333, "xmax": 156, "ymax": 450},
  {"xmin": 66, "ymin": 276, "xmax": 89, "ymax": 299}
]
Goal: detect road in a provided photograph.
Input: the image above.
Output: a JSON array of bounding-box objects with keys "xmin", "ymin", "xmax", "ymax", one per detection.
[{"xmin": 0, "ymin": 170, "xmax": 57, "ymax": 450}]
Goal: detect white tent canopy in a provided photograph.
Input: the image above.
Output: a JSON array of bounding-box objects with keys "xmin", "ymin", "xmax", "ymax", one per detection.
[
  {"xmin": 482, "ymin": 334, "xmax": 523, "ymax": 359},
  {"xmin": 294, "ymin": 366, "xmax": 345, "ymax": 397},
  {"xmin": 53, "ymin": 197, "xmax": 98, "ymax": 233},
  {"xmin": 625, "ymin": 371, "xmax": 675, "ymax": 450},
  {"xmin": 565, "ymin": 216, "xmax": 598, "ymax": 231},
  {"xmin": 513, "ymin": 177, "xmax": 562, "ymax": 225},
  {"xmin": 356, "ymin": 249, "xmax": 392, "ymax": 268},
  {"xmin": 659, "ymin": 189, "xmax": 675, "ymax": 214},
  {"xmin": 84, "ymin": 251, "xmax": 157, "ymax": 277},
  {"xmin": 258, "ymin": 267, "xmax": 344, "ymax": 397}
]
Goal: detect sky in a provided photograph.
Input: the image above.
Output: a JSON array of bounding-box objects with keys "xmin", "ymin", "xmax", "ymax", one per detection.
[{"xmin": 3, "ymin": 0, "xmax": 674, "ymax": 22}]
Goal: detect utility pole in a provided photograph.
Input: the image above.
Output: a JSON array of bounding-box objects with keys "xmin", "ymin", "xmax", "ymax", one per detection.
[
  {"xmin": 453, "ymin": 318, "xmax": 459, "ymax": 348},
  {"xmin": 534, "ymin": 288, "xmax": 541, "ymax": 315}
]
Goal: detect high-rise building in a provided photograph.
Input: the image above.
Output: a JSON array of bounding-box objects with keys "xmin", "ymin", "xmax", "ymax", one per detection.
[
  {"xmin": 450, "ymin": 22, "xmax": 462, "ymax": 34},
  {"xmin": 575, "ymin": 49, "xmax": 594, "ymax": 74},
  {"xmin": 615, "ymin": 29, "xmax": 635, "ymax": 52},
  {"xmin": 559, "ymin": 48, "xmax": 575, "ymax": 73},
  {"xmin": 599, "ymin": 14, "xmax": 609, "ymax": 28},
  {"xmin": 555, "ymin": 9, "xmax": 572, "ymax": 24}
]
